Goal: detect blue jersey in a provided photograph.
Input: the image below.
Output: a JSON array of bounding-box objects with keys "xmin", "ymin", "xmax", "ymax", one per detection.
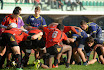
[
  {"xmin": 26, "ymin": 15, "xmax": 47, "ymax": 27},
  {"xmin": 85, "ymin": 22, "xmax": 102, "ymax": 38},
  {"xmin": 72, "ymin": 29, "xmax": 88, "ymax": 41}
]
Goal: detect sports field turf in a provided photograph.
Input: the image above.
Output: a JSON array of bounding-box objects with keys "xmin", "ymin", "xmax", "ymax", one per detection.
[{"xmin": 0, "ymin": 53, "xmax": 104, "ymax": 70}]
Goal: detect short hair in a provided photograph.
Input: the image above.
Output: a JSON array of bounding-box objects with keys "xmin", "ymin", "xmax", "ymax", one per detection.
[
  {"xmin": 57, "ymin": 24, "xmax": 64, "ymax": 30},
  {"xmin": 13, "ymin": 9, "xmax": 20, "ymax": 15},
  {"xmin": 85, "ymin": 36, "xmax": 94, "ymax": 43},
  {"xmin": 35, "ymin": 6, "xmax": 41, "ymax": 11},
  {"xmin": 14, "ymin": 6, "xmax": 21, "ymax": 10},
  {"xmin": 80, "ymin": 20, "xmax": 87, "ymax": 25}
]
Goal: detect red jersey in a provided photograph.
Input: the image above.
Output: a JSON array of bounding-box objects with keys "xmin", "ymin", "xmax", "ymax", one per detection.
[
  {"xmin": 1, "ymin": 14, "xmax": 18, "ymax": 26},
  {"xmin": 28, "ymin": 27, "xmax": 42, "ymax": 34},
  {"xmin": 3, "ymin": 28, "xmax": 29, "ymax": 44},
  {"xmin": 43, "ymin": 28, "xmax": 68, "ymax": 48},
  {"xmin": 47, "ymin": 25, "xmax": 78, "ymax": 34},
  {"xmin": 48, "ymin": 25, "xmax": 57, "ymax": 29},
  {"xmin": 63, "ymin": 26, "xmax": 78, "ymax": 34}
]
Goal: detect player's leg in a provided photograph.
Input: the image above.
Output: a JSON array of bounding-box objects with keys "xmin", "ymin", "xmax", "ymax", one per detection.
[
  {"xmin": 87, "ymin": 59, "xmax": 97, "ymax": 65},
  {"xmin": 99, "ymin": 55, "xmax": 104, "ymax": 64},
  {"xmin": 22, "ymin": 49, "xmax": 31, "ymax": 67},
  {"xmin": 5, "ymin": 33, "xmax": 22, "ymax": 69},
  {"xmin": 96, "ymin": 47, "xmax": 104, "ymax": 64},
  {"xmin": 0, "ymin": 46, "xmax": 6, "ymax": 68},
  {"xmin": 73, "ymin": 47, "xmax": 81, "ymax": 65},
  {"xmin": 62, "ymin": 44, "xmax": 72, "ymax": 68},
  {"xmin": 100, "ymin": 47, "xmax": 104, "ymax": 56},
  {"xmin": 72, "ymin": 41, "xmax": 81, "ymax": 65},
  {"xmin": 77, "ymin": 44, "xmax": 87, "ymax": 65}
]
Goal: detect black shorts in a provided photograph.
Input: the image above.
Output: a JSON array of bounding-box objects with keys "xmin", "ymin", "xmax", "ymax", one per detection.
[
  {"xmin": 0, "ymin": 33, "xmax": 18, "ymax": 47},
  {"xmin": 96, "ymin": 47, "xmax": 102, "ymax": 56},
  {"xmin": 46, "ymin": 44, "xmax": 63, "ymax": 55},
  {"xmin": 19, "ymin": 38, "xmax": 45, "ymax": 49}
]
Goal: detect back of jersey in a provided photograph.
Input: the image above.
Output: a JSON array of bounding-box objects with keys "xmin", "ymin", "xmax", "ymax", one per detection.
[{"xmin": 47, "ymin": 29, "xmax": 62, "ymax": 43}]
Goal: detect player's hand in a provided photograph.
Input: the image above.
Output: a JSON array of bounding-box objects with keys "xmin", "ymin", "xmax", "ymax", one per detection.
[
  {"xmin": 77, "ymin": 32, "xmax": 81, "ymax": 36},
  {"xmin": 78, "ymin": 27, "xmax": 82, "ymax": 32}
]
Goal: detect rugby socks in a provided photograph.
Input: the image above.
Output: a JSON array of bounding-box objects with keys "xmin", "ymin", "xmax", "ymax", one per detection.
[
  {"xmin": 54, "ymin": 59, "xmax": 58, "ymax": 66},
  {"xmin": 6, "ymin": 60, "xmax": 11, "ymax": 67},
  {"xmin": 11, "ymin": 54, "xmax": 16, "ymax": 61},
  {"xmin": 77, "ymin": 62, "xmax": 81, "ymax": 65},
  {"xmin": 22, "ymin": 54, "xmax": 30, "ymax": 66},
  {"xmin": 15, "ymin": 54, "xmax": 21, "ymax": 68}
]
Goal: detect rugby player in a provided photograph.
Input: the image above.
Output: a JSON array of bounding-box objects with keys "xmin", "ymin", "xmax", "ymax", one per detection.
[{"xmin": 0, "ymin": 23, "xmax": 43, "ymax": 70}]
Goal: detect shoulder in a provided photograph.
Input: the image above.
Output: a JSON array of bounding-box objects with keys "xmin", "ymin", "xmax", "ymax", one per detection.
[
  {"xmin": 18, "ymin": 16, "xmax": 23, "ymax": 20},
  {"xmin": 28, "ymin": 15, "xmax": 34, "ymax": 18}
]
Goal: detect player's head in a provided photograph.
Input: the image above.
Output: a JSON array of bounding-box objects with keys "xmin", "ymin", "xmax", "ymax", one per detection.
[
  {"xmin": 14, "ymin": 6, "xmax": 22, "ymax": 13},
  {"xmin": 7, "ymin": 23, "xmax": 17, "ymax": 29},
  {"xmin": 57, "ymin": 24, "xmax": 64, "ymax": 31},
  {"xmin": 35, "ymin": 6, "xmax": 40, "ymax": 15},
  {"xmin": 80, "ymin": 20, "xmax": 88, "ymax": 30},
  {"xmin": 13, "ymin": 9, "xmax": 20, "ymax": 18},
  {"xmin": 85, "ymin": 36, "xmax": 94, "ymax": 47}
]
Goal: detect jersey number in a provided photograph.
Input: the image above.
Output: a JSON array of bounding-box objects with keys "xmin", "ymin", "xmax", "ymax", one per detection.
[{"xmin": 52, "ymin": 31, "xmax": 58, "ymax": 38}]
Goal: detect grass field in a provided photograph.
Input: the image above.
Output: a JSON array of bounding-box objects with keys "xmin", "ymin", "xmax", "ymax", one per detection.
[{"xmin": 0, "ymin": 53, "xmax": 104, "ymax": 70}]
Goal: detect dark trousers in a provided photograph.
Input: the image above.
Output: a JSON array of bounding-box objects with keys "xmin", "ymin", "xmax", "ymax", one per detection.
[
  {"xmin": 78, "ymin": 2, "xmax": 84, "ymax": 11},
  {"xmin": 0, "ymin": 0, "xmax": 3, "ymax": 9}
]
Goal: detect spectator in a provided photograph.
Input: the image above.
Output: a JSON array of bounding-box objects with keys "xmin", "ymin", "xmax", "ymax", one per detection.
[
  {"xmin": 0, "ymin": 0, "xmax": 3, "ymax": 10},
  {"xmin": 70, "ymin": 0, "xmax": 77, "ymax": 11},
  {"xmin": 65, "ymin": 0, "xmax": 71, "ymax": 11},
  {"xmin": 46, "ymin": 0, "xmax": 51, "ymax": 7},
  {"xmin": 31, "ymin": 0, "xmax": 43, "ymax": 10},
  {"xmin": 20, "ymin": 0, "xmax": 23, "ymax": 3},
  {"xmin": 25, "ymin": 0, "xmax": 29, "ymax": 3},
  {"xmin": 31, "ymin": 0, "xmax": 34, "ymax": 3},
  {"xmin": 15, "ymin": 0, "xmax": 19, "ymax": 3},
  {"xmin": 76, "ymin": 0, "xmax": 86, "ymax": 11},
  {"xmin": 57, "ymin": 0, "xmax": 64, "ymax": 11},
  {"xmin": 51, "ymin": 0, "xmax": 56, "ymax": 9}
]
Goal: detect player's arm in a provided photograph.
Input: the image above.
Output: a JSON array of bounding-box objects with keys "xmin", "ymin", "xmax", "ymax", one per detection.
[
  {"xmin": 70, "ymin": 26, "xmax": 81, "ymax": 35},
  {"xmin": 26, "ymin": 16, "xmax": 31, "ymax": 26},
  {"xmin": 67, "ymin": 38, "xmax": 75, "ymax": 43},
  {"xmin": 64, "ymin": 26, "xmax": 81, "ymax": 35},
  {"xmin": 63, "ymin": 33, "xmax": 70, "ymax": 44},
  {"xmin": 93, "ymin": 51, "xmax": 97, "ymax": 59},
  {"xmin": 73, "ymin": 26, "xmax": 82, "ymax": 32},
  {"xmin": 23, "ymin": 31, "xmax": 43, "ymax": 40},
  {"xmin": 19, "ymin": 16, "xmax": 25, "ymax": 29},
  {"xmin": 0, "ymin": 17, "xmax": 8, "ymax": 28},
  {"xmin": 42, "ymin": 18, "xmax": 47, "ymax": 27},
  {"xmin": 90, "ymin": 26, "xmax": 97, "ymax": 38},
  {"xmin": 0, "ymin": 46, "xmax": 6, "ymax": 56},
  {"xmin": 31, "ymin": 32, "xmax": 43, "ymax": 40},
  {"xmin": 93, "ymin": 44, "xmax": 103, "ymax": 51}
]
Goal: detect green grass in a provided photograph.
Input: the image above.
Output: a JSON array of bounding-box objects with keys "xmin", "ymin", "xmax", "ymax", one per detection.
[{"xmin": 1, "ymin": 54, "xmax": 104, "ymax": 70}]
